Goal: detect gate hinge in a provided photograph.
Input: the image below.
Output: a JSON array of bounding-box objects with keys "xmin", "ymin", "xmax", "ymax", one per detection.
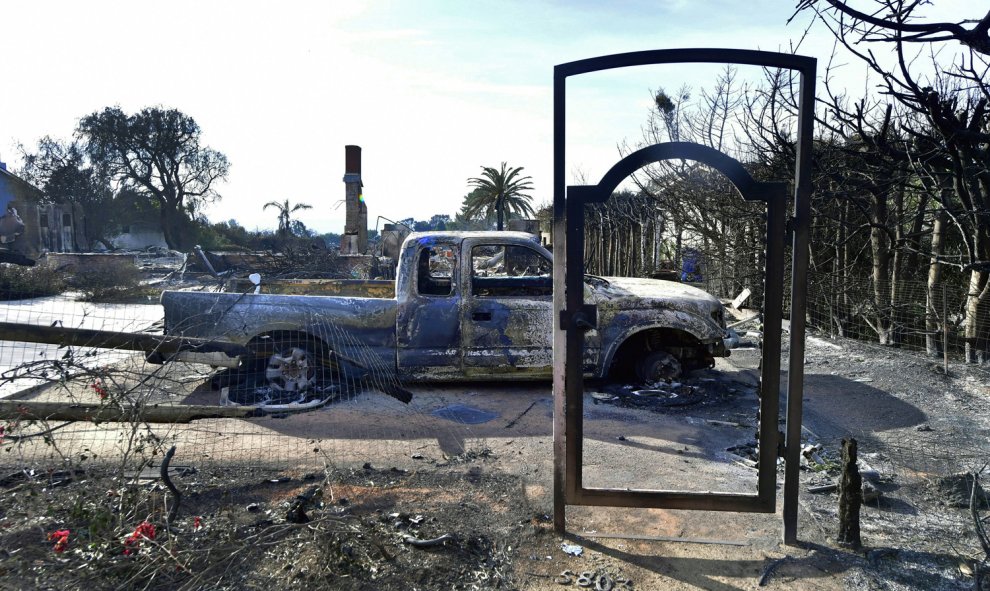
[{"xmin": 560, "ymin": 305, "xmax": 598, "ymax": 332}]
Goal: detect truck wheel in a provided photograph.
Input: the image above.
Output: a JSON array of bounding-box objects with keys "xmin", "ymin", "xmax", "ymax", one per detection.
[
  {"xmin": 265, "ymin": 345, "xmax": 316, "ymax": 392},
  {"xmin": 636, "ymin": 351, "xmax": 682, "ymax": 383}
]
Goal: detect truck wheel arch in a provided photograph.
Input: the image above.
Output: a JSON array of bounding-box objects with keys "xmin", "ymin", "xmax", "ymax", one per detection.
[
  {"xmin": 245, "ymin": 330, "xmax": 332, "ymax": 391},
  {"xmin": 246, "ymin": 330, "xmax": 330, "ymax": 359},
  {"xmin": 603, "ymin": 326, "xmax": 705, "ymax": 380}
]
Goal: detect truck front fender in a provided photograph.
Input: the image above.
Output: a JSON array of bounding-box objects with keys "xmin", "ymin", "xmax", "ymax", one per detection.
[{"xmin": 598, "ymin": 310, "xmax": 727, "ymax": 377}]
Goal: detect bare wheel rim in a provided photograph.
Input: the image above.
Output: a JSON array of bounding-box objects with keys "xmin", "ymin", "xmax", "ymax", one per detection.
[
  {"xmin": 636, "ymin": 350, "xmax": 682, "ymax": 383},
  {"xmin": 265, "ymin": 346, "xmax": 316, "ymax": 392}
]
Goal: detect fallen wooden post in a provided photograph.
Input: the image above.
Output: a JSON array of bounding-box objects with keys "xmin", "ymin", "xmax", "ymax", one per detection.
[
  {"xmin": 0, "ymin": 322, "xmax": 248, "ymax": 359},
  {"xmin": 0, "ymin": 400, "xmax": 265, "ymax": 423}
]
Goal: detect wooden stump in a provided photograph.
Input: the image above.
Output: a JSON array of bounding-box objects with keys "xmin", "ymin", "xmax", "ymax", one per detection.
[{"xmin": 837, "ymin": 437, "xmax": 862, "ymax": 549}]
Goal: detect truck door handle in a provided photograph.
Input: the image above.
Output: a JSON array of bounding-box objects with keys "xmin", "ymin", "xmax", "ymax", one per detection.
[{"xmin": 472, "ymin": 311, "xmax": 492, "ymax": 322}]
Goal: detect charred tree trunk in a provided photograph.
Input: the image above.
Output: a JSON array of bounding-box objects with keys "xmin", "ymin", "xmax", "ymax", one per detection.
[
  {"xmin": 870, "ymin": 199, "xmax": 893, "ymax": 345},
  {"xmin": 888, "ymin": 183, "xmax": 908, "ymax": 347},
  {"xmin": 964, "ymin": 270, "xmax": 989, "ymax": 364},
  {"xmin": 159, "ymin": 205, "xmax": 185, "ymax": 251},
  {"xmin": 841, "ymin": 201, "xmax": 851, "ymax": 337},
  {"xmin": 926, "ymin": 208, "xmax": 947, "ymax": 357},
  {"xmin": 833, "ymin": 201, "xmax": 849, "ymax": 338}
]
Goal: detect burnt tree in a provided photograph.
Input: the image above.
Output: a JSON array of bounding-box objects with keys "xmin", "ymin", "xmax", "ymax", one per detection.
[{"xmin": 798, "ymin": 0, "xmax": 990, "ymax": 362}]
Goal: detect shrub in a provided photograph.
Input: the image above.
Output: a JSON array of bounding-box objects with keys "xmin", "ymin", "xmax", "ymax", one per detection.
[
  {"xmin": 66, "ymin": 260, "xmax": 149, "ymax": 302},
  {"xmin": 0, "ymin": 263, "xmax": 66, "ymax": 299}
]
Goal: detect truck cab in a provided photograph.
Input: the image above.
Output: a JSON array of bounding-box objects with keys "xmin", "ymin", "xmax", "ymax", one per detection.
[{"xmin": 396, "ymin": 232, "xmax": 565, "ymax": 381}]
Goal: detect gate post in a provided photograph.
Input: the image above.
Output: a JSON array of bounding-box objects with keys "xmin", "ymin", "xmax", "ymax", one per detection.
[
  {"xmin": 783, "ymin": 61, "xmax": 817, "ymax": 545},
  {"xmin": 552, "ymin": 63, "xmax": 568, "ymax": 534}
]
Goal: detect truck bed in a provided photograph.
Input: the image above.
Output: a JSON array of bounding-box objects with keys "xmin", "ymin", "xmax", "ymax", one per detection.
[{"xmin": 226, "ymin": 279, "xmax": 396, "ymax": 298}]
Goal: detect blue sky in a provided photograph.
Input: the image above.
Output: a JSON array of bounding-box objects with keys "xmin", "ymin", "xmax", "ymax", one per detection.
[{"xmin": 0, "ymin": 0, "xmax": 972, "ymax": 234}]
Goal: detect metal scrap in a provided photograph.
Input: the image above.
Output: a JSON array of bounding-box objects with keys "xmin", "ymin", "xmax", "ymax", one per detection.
[
  {"xmin": 402, "ymin": 533, "xmax": 454, "ymax": 547},
  {"xmin": 161, "ymin": 445, "xmax": 182, "ymax": 524},
  {"xmin": 595, "ymin": 381, "xmax": 704, "ymax": 409}
]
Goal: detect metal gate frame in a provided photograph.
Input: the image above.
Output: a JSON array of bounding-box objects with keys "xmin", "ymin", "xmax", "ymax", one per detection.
[{"xmin": 552, "ymin": 49, "xmax": 816, "ymax": 544}]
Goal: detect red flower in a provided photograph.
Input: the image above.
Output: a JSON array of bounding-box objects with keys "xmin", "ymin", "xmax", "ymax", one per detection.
[
  {"xmin": 47, "ymin": 529, "xmax": 70, "ymax": 553},
  {"xmin": 90, "ymin": 381, "xmax": 109, "ymax": 400},
  {"xmin": 123, "ymin": 521, "xmax": 156, "ymax": 555}
]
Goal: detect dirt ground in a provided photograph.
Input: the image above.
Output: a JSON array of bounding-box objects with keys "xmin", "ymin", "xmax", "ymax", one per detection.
[{"xmin": 1, "ymin": 333, "xmax": 988, "ymax": 590}]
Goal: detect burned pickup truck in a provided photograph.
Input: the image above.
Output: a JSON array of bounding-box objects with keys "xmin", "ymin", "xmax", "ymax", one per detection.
[{"xmin": 160, "ymin": 232, "xmax": 728, "ymax": 404}]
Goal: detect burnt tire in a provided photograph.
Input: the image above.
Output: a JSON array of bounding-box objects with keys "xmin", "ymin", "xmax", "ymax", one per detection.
[{"xmin": 635, "ymin": 350, "xmax": 682, "ymax": 383}]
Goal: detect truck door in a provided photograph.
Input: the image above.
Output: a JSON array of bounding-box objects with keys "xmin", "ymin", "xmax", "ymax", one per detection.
[
  {"xmin": 461, "ymin": 241, "xmax": 554, "ymax": 378},
  {"xmin": 396, "ymin": 242, "xmax": 463, "ymax": 379}
]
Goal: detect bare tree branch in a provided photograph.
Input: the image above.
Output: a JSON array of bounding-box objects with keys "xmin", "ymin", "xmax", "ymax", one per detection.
[{"xmin": 795, "ymin": 1, "xmax": 990, "ymax": 55}]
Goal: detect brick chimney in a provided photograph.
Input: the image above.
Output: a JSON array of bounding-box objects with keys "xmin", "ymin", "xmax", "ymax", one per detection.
[{"xmin": 341, "ymin": 145, "xmax": 368, "ymax": 254}]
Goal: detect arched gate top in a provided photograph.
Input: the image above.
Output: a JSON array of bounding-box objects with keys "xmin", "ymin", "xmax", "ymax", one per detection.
[{"xmin": 574, "ymin": 141, "xmax": 786, "ymax": 204}]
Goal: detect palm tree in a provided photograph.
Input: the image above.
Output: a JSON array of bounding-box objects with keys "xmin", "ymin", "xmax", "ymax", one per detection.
[
  {"xmin": 465, "ymin": 163, "xmax": 535, "ymax": 231},
  {"xmin": 263, "ymin": 199, "xmax": 313, "ymax": 239}
]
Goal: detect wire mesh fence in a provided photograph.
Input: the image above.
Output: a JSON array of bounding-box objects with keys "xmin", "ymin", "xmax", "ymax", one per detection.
[
  {"xmin": 0, "ymin": 258, "xmax": 524, "ymax": 589},
  {"xmin": 681, "ymin": 237, "xmax": 990, "ymax": 371},
  {"xmin": 805, "ymin": 273, "xmax": 990, "ymax": 362},
  {"xmin": 1, "ymin": 247, "xmax": 989, "ymax": 588},
  {"xmin": 0, "ymin": 280, "xmax": 495, "ymax": 470},
  {"xmin": 679, "ymin": 243, "xmax": 990, "ymax": 577},
  {"xmin": 790, "ymin": 330, "xmax": 990, "ymax": 590},
  {"xmin": 869, "ymin": 433, "xmax": 989, "ymax": 558},
  {"xmin": 799, "ymin": 411, "xmax": 990, "ymax": 549}
]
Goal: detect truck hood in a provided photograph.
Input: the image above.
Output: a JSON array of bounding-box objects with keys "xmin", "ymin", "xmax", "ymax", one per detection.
[{"xmin": 589, "ymin": 276, "xmax": 725, "ymax": 323}]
